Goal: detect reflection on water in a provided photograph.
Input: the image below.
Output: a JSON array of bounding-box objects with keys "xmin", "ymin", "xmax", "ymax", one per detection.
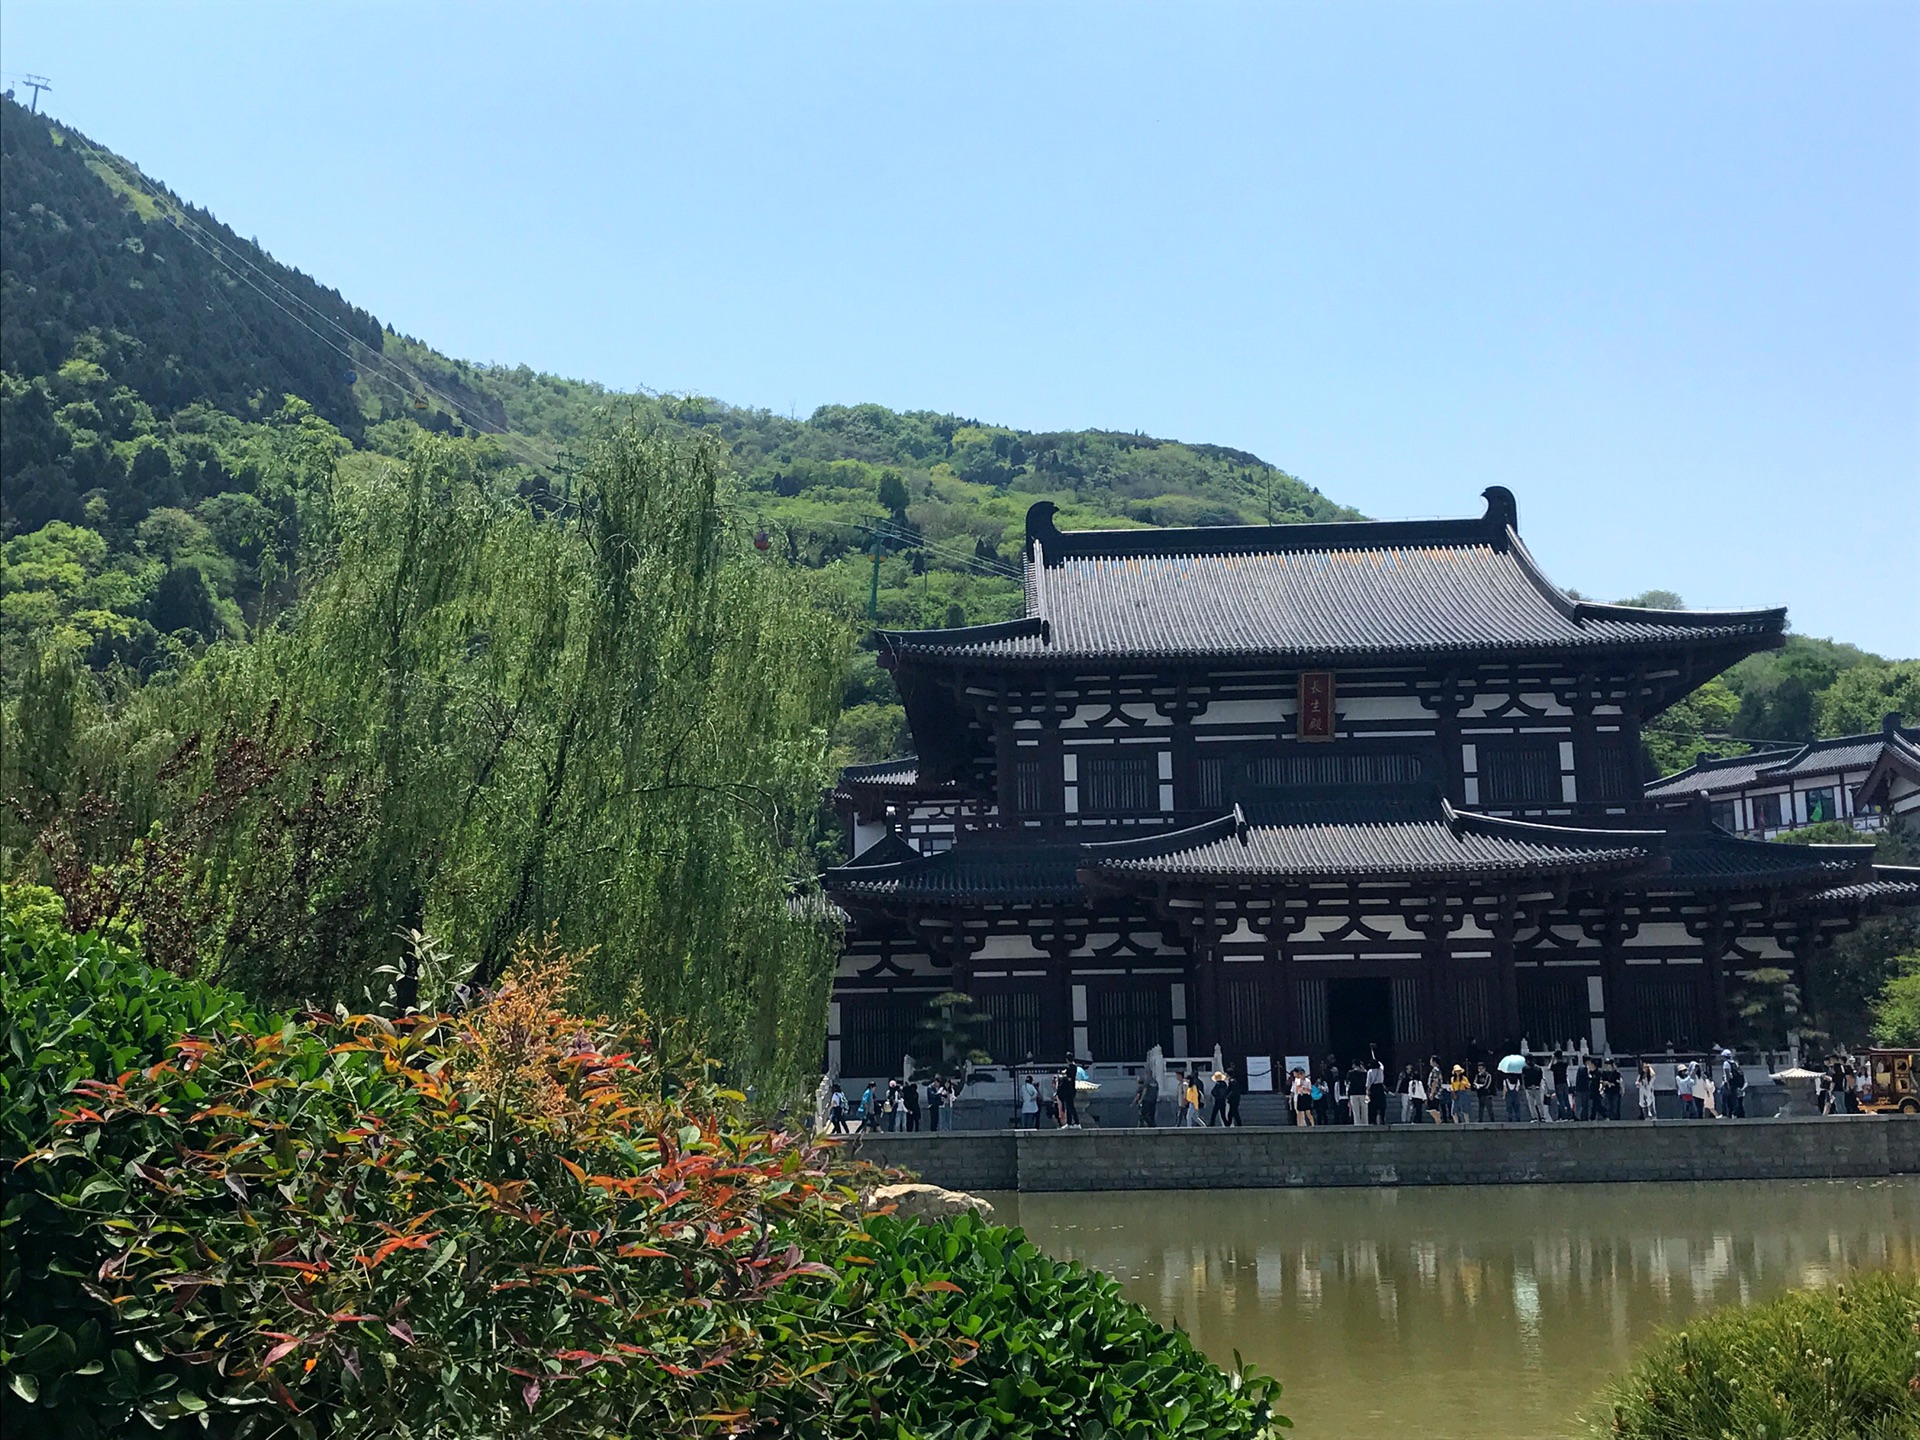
[{"xmin": 985, "ymin": 1178, "xmax": 1920, "ymax": 1440}]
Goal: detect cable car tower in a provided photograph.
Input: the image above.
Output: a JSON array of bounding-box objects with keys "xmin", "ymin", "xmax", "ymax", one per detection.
[{"xmin": 20, "ymin": 75, "xmax": 52, "ymax": 113}]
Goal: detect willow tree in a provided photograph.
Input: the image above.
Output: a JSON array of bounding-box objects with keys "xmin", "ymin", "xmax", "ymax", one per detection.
[
  {"xmin": 40, "ymin": 421, "xmax": 852, "ymax": 1093},
  {"xmin": 310, "ymin": 422, "xmax": 849, "ymax": 1087}
]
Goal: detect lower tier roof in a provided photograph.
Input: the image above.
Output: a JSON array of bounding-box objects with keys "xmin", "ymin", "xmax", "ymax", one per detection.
[{"xmin": 823, "ymin": 791, "xmax": 1905, "ymax": 908}]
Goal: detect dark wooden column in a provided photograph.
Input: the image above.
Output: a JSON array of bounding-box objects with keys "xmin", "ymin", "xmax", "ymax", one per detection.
[
  {"xmin": 1491, "ymin": 895, "xmax": 1522, "ymax": 1048},
  {"xmin": 1271, "ymin": 898, "xmax": 1308, "ymax": 1060},
  {"xmin": 1584, "ymin": 902, "xmax": 1635, "ymax": 1056},
  {"xmin": 1178, "ymin": 895, "xmax": 1231, "ymax": 1059},
  {"xmin": 1421, "ymin": 671, "xmax": 1476, "ymax": 806},
  {"xmin": 1686, "ymin": 906, "xmax": 1738, "ymax": 1046},
  {"xmin": 1401, "ymin": 888, "xmax": 1458, "ymax": 1062}
]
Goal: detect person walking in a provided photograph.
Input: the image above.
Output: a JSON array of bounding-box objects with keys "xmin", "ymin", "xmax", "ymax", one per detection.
[
  {"xmin": 926, "ymin": 1077, "xmax": 945, "ymax": 1133},
  {"xmin": 904, "ymin": 1078, "xmax": 921, "ymax": 1132},
  {"xmin": 1426, "ymin": 1057, "xmax": 1446, "ymax": 1123},
  {"xmin": 1697, "ymin": 1060, "xmax": 1717, "ymax": 1119},
  {"xmin": 1503, "ymin": 1064, "xmax": 1524, "ymax": 1122},
  {"xmin": 1522, "ymin": 1054, "xmax": 1546, "ymax": 1122},
  {"xmin": 1636, "ymin": 1062, "xmax": 1658, "ymax": 1121},
  {"xmin": 1020, "ymin": 1073, "xmax": 1040, "ymax": 1128},
  {"xmin": 857, "ymin": 1081, "xmax": 876, "ymax": 1134},
  {"xmin": 828, "ymin": 1083, "xmax": 849, "ymax": 1135},
  {"xmin": 1677, "ymin": 1061, "xmax": 1699, "ymax": 1119},
  {"xmin": 1174, "ymin": 1071, "xmax": 1194, "ymax": 1128},
  {"xmin": 1473, "ymin": 1062, "xmax": 1494, "ymax": 1122},
  {"xmin": 1449, "ymin": 1065, "xmax": 1471, "ymax": 1123},
  {"xmin": 1208, "ymin": 1070, "xmax": 1231, "ymax": 1127},
  {"xmin": 1227, "ymin": 1064, "xmax": 1245, "ymax": 1127},
  {"xmin": 1578, "ymin": 1058, "xmax": 1599, "ymax": 1120},
  {"xmin": 1185, "ymin": 1073, "xmax": 1206, "ymax": 1128}
]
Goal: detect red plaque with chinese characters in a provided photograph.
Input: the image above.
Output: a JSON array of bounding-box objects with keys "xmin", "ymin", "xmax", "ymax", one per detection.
[{"xmin": 1297, "ymin": 671, "xmax": 1335, "ymax": 741}]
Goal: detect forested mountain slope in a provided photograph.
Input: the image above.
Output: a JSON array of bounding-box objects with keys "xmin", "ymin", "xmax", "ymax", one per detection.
[{"xmin": 1, "ymin": 94, "xmax": 1911, "ymax": 769}]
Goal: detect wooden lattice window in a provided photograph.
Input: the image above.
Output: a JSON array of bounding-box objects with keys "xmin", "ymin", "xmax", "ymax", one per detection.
[
  {"xmin": 1082, "ymin": 753, "xmax": 1157, "ymax": 814},
  {"xmin": 1587, "ymin": 736, "xmax": 1639, "ymax": 802},
  {"xmin": 1480, "ymin": 741, "xmax": 1561, "ymax": 807},
  {"xmin": 975, "ymin": 990, "xmax": 1043, "ymax": 1064},
  {"xmin": 1221, "ymin": 977, "xmax": 1266, "ymax": 1054},
  {"xmin": 1614, "ymin": 975, "xmax": 1705, "ymax": 1052},
  {"xmin": 839, "ymin": 993, "xmax": 929, "ymax": 1076},
  {"xmin": 1517, "ymin": 971, "xmax": 1587, "ymax": 1050},
  {"xmin": 1012, "ymin": 759, "xmax": 1045, "ymax": 813},
  {"xmin": 1088, "ymin": 986, "xmax": 1171, "ymax": 1061}
]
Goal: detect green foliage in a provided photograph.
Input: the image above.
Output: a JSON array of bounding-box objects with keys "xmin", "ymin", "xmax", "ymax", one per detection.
[
  {"xmin": 918, "ymin": 991, "xmax": 993, "ymax": 1072},
  {"xmin": 1592, "ymin": 1272, "xmax": 1920, "ymax": 1440},
  {"xmin": 1816, "ymin": 659, "xmax": 1920, "ymax": 737},
  {"xmin": 1641, "ymin": 676, "xmax": 1741, "ymax": 776},
  {"xmin": 787, "ymin": 1210, "xmax": 1287, "ymax": 1439},
  {"xmin": 0, "ymin": 886, "xmax": 268, "ymax": 1435},
  {"xmin": 2, "ymin": 909, "xmax": 1285, "ymax": 1440},
  {"xmin": 10, "ymin": 424, "xmax": 852, "ymax": 1093},
  {"xmin": 1644, "ymin": 638, "xmax": 1915, "ymax": 785},
  {"xmin": 1871, "ymin": 951, "xmax": 1920, "ymax": 1046},
  {"xmin": 0, "ymin": 884, "xmax": 263, "ymax": 1147},
  {"xmin": 1724, "ymin": 635, "xmax": 1881, "ymax": 745}
]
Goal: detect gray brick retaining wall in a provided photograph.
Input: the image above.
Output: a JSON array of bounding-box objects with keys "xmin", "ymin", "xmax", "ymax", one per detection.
[{"xmin": 841, "ymin": 1115, "xmax": 1920, "ymax": 1192}]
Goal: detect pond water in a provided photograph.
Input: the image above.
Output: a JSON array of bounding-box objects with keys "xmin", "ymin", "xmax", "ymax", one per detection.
[{"xmin": 983, "ymin": 1178, "xmax": 1920, "ymax": 1440}]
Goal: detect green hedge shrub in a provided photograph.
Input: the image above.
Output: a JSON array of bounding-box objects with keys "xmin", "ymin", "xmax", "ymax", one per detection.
[
  {"xmin": 2, "ymin": 885, "xmax": 270, "ymax": 1434},
  {"xmin": 2, "ymin": 903, "xmax": 1286, "ymax": 1438},
  {"xmin": 1595, "ymin": 1270, "xmax": 1920, "ymax": 1440},
  {"xmin": 768, "ymin": 1210, "xmax": 1284, "ymax": 1439}
]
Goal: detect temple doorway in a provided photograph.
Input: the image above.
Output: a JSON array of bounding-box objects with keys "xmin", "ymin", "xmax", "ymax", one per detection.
[{"xmin": 1327, "ymin": 976, "xmax": 1394, "ymax": 1072}]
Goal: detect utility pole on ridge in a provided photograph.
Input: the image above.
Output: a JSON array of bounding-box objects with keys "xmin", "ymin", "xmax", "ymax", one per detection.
[{"xmin": 21, "ymin": 75, "xmax": 52, "ymax": 114}]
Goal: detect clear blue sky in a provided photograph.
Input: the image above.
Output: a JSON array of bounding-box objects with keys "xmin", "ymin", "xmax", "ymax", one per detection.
[{"xmin": 5, "ymin": 1, "xmax": 1915, "ymax": 655}]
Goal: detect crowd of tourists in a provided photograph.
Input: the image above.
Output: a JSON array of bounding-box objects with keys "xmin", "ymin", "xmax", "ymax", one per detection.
[
  {"xmin": 825, "ymin": 1074, "xmax": 966, "ymax": 1133},
  {"xmin": 824, "ymin": 1044, "xmax": 1882, "ymax": 1133},
  {"xmin": 1263, "ymin": 1044, "xmax": 1753, "ymax": 1125},
  {"xmin": 1815, "ymin": 1057, "xmax": 1871, "ymax": 1114}
]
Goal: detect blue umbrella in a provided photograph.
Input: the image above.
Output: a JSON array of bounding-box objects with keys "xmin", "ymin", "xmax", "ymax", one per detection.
[{"xmin": 1498, "ymin": 1054, "xmax": 1527, "ymax": 1075}]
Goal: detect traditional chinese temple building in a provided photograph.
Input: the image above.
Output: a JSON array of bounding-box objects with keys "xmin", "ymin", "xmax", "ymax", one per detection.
[{"xmin": 823, "ymin": 490, "xmax": 1919, "ymax": 1081}]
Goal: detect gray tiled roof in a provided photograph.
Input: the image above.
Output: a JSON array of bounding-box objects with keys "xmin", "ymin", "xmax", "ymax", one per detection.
[
  {"xmin": 1806, "ymin": 873, "xmax": 1920, "ymax": 907},
  {"xmin": 1080, "ymin": 790, "xmax": 1655, "ymax": 883},
  {"xmin": 1765, "ymin": 734, "xmax": 1912, "ymax": 777},
  {"xmin": 878, "ymin": 492, "xmax": 1784, "ymax": 665},
  {"xmin": 1646, "ymin": 727, "xmax": 1920, "ymax": 797},
  {"xmin": 1647, "ymin": 832, "xmax": 1870, "ymax": 891},
  {"xmin": 1643, "ymin": 750, "xmax": 1799, "ymax": 797},
  {"xmin": 825, "ymin": 842, "xmax": 1086, "ymax": 904},
  {"xmin": 839, "ymin": 757, "xmax": 923, "ymax": 790}
]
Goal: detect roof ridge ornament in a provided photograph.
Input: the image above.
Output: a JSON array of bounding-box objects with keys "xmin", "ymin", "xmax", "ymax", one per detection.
[
  {"xmin": 1233, "ymin": 802, "xmax": 1250, "ymax": 846},
  {"xmin": 1026, "ymin": 500, "xmax": 1062, "ymax": 557},
  {"xmin": 1481, "ymin": 486, "xmax": 1518, "ymax": 537}
]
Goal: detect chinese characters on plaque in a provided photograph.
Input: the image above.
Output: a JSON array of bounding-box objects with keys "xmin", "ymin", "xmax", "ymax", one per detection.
[{"xmin": 1297, "ymin": 671, "xmax": 1335, "ymax": 741}]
